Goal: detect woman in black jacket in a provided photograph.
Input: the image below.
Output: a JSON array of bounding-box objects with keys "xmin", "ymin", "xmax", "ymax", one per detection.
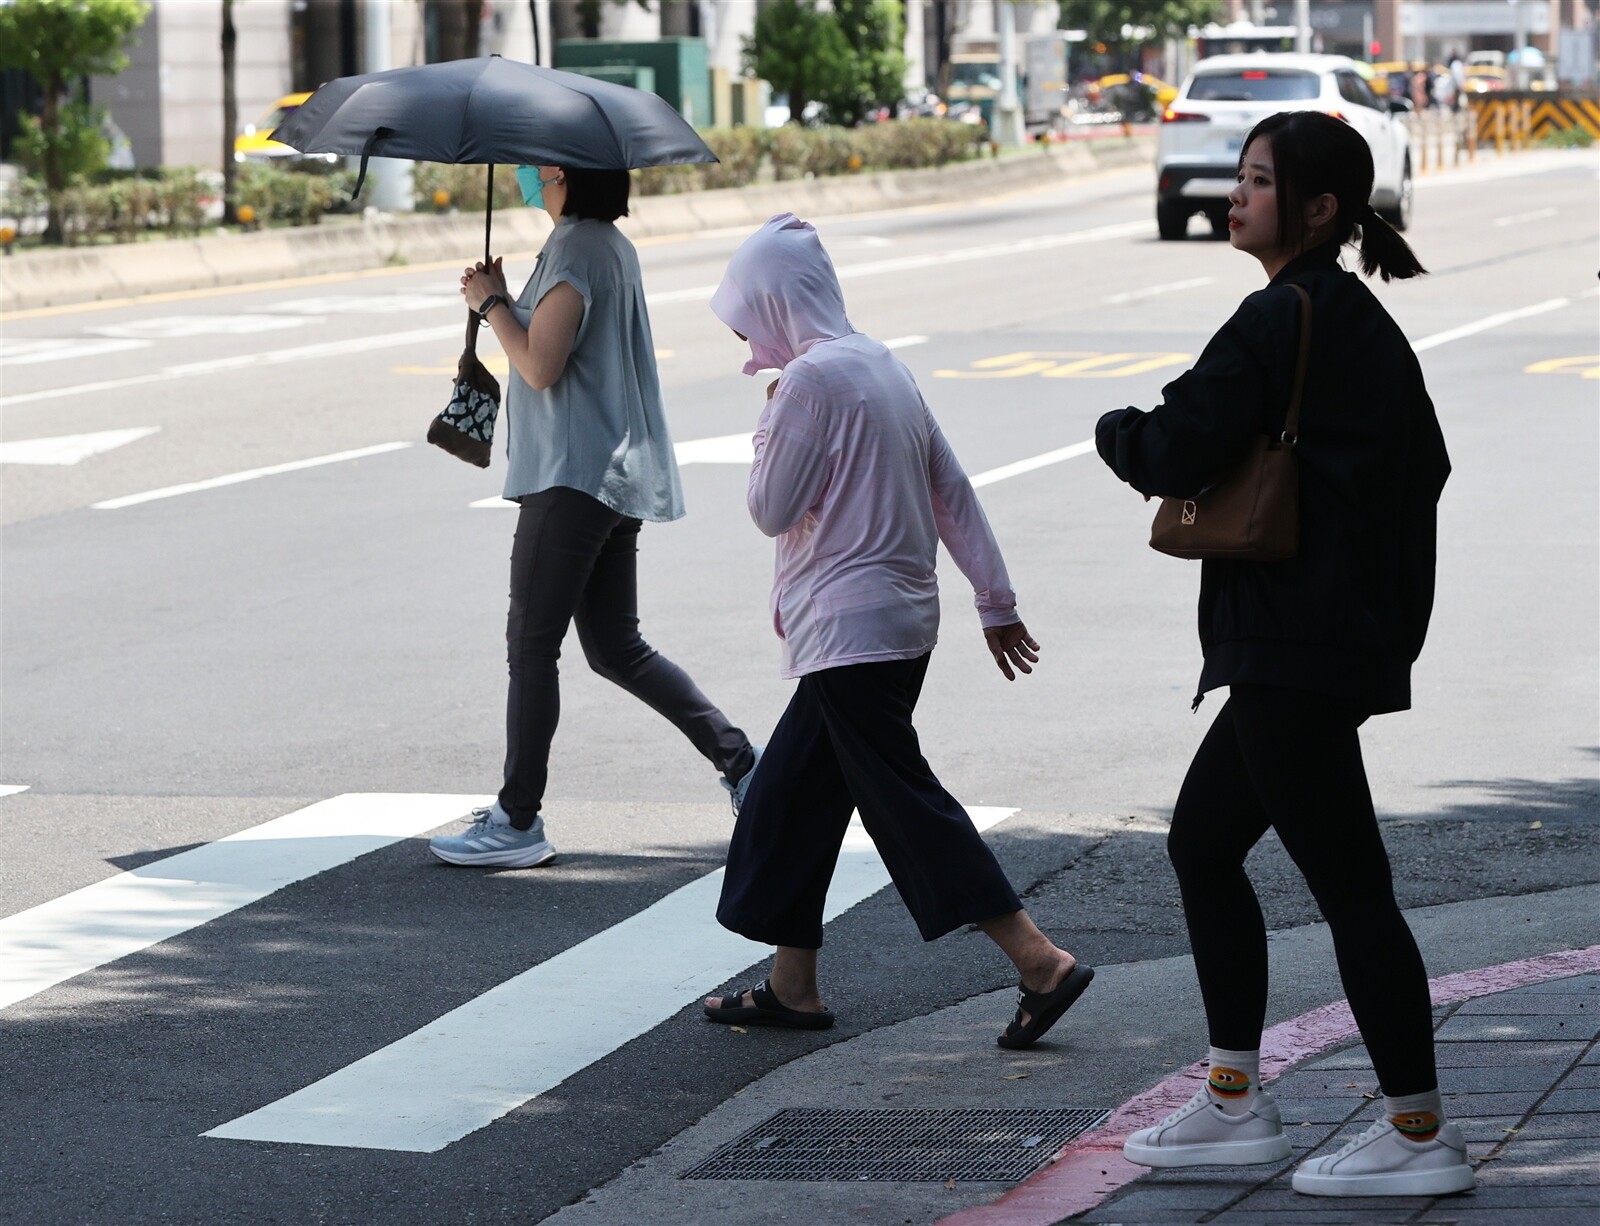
[{"xmin": 1097, "ymin": 112, "xmax": 1471, "ymax": 1199}]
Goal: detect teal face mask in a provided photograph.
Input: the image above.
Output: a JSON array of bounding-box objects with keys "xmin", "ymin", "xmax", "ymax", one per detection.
[{"xmin": 515, "ymin": 165, "xmax": 547, "ymax": 208}]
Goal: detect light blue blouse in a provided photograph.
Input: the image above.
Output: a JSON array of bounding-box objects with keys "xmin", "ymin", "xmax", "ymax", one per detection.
[{"xmin": 502, "ymin": 217, "xmax": 685, "ymax": 523}]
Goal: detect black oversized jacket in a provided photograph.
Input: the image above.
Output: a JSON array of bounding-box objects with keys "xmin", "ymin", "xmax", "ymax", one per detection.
[{"xmin": 1096, "ymin": 243, "xmax": 1450, "ymax": 714}]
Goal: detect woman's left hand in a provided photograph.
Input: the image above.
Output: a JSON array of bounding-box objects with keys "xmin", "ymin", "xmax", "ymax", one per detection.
[
  {"xmin": 460, "ymin": 256, "xmax": 509, "ymax": 312},
  {"xmin": 984, "ymin": 621, "xmax": 1040, "ymax": 681}
]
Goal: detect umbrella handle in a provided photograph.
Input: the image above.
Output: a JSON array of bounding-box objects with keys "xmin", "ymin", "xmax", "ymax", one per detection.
[{"xmin": 485, "ymin": 163, "xmax": 493, "ymax": 266}]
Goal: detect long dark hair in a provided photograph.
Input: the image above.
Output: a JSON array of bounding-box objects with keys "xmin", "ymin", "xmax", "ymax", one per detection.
[{"xmin": 1240, "ymin": 111, "xmax": 1426, "ymax": 282}]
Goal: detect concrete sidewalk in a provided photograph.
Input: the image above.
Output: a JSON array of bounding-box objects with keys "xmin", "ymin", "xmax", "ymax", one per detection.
[
  {"xmin": 1055, "ymin": 971, "xmax": 1599, "ymax": 1224},
  {"xmin": 539, "ymin": 884, "xmax": 1599, "ymax": 1226}
]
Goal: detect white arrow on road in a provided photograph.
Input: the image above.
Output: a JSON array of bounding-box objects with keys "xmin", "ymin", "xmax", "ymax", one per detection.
[{"xmin": 0, "ymin": 426, "xmax": 160, "ymax": 466}]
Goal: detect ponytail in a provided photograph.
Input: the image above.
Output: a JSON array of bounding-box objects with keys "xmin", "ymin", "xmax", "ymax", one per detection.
[
  {"xmin": 1242, "ymin": 112, "xmax": 1429, "ymax": 283},
  {"xmin": 1355, "ymin": 202, "xmax": 1427, "ymax": 282}
]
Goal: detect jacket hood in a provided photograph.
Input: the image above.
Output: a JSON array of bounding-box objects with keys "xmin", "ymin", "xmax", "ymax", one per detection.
[{"xmin": 710, "ymin": 213, "xmax": 853, "ymax": 374}]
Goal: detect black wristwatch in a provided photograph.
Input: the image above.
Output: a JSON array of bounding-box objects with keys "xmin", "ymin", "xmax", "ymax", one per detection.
[{"xmin": 475, "ymin": 293, "xmax": 505, "ymax": 321}]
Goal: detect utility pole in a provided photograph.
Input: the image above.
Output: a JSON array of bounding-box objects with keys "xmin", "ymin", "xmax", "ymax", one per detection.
[
  {"xmin": 362, "ymin": 0, "xmax": 414, "ymax": 211},
  {"xmin": 1295, "ymin": 0, "xmax": 1311, "ymax": 52},
  {"xmin": 995, "ymin": 0, "xmax": 1024, "ymax": 147}
]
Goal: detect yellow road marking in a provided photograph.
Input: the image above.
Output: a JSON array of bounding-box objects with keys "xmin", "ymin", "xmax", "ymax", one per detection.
[
  {"xmin": 1525, "ymin": 355, "xmax": 1599, "ymax": 380},
  {"xmin": 935, "ymin": 350, "xmax": 1191, "ymax": 379}
]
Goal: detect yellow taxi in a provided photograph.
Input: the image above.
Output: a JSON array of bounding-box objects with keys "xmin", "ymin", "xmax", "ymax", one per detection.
[
  {"xmin": 1462, "ymin": 65, "xmax": 1508, "ymax": 93},
  {"xmin": 1096, "ymin": 72, "xmax": 1180, "ymax": 108},
  {"xmin": 234, "ymin": 93, "xmax": 313, "ymax": 162}
]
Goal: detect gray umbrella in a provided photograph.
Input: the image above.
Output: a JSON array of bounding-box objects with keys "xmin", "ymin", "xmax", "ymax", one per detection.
[{"xmin": 272, "ymin": 54, "xmax": 718, "ymax": 257}]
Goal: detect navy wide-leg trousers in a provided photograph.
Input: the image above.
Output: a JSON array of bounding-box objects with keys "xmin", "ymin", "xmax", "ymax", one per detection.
[{"xmin": 717, "ymin": 653, "xmax": 1022, "ymax": 949}]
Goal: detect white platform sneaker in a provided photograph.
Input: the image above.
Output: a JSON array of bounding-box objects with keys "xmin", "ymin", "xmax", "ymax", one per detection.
[
  {"xmin": 1293, "ymin": 1115, "xmax": 1476, "ymax": 1197},
  {"xmin": 1123, "ymin": 1087, "xmax": 1293, "ymax": 1168}
]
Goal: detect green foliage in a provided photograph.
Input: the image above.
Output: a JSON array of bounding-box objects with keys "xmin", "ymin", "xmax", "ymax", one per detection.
[
  {"xmin": 47, "ymin": 167, "xmax": 210, "ymax": 247},
  {"xmin": 0, "ymin": 0, "xmax": 150, "ymax": 240},
  {"xmin": 821, "ymin": 0, "xmax": 909, "ymax": 128},
  {"xmin": 12, "ymin": 103, "xmax": 109, "ymax": 181},
  {"xmin": 1057, "ymin": 0, "xmax": 1222, "ymax": 49},
  {"xmin": 632, "ymin": 120, "xmax": 986, "ymax": 194},
  {"xmin": 1539, "ymin": 125, "xmax": 1595, "ymax": 149},
  {"xmin": 743, "ymin": 0, "xmax": 855, "ymax": 126},
  {"xmin": 0, "ymin": 0, "xmax": 150, "ymax": 85},
  {"xmin": 410, "ymin": 163, "xmax": 524, "ymax": 212},
  {"xmin": 235, "ymin": 163, "xmax": 356, "ymax": 226}
]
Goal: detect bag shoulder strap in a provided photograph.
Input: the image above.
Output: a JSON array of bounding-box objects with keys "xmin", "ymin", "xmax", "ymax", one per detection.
[{"xmin": 1283, "ymin": 284, "xmax": 1313, "ymax": 446}]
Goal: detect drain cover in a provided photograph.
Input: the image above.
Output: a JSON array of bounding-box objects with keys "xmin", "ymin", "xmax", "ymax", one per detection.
[{"xmin": 681, "ymin": 1107, "xmax": 1110, "ymax": 1182}]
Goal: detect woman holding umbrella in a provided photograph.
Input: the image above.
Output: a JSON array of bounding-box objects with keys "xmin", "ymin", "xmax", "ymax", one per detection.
[{"xmin": 427, "ymin": 164, "xmax": 760, "ymax": 867}]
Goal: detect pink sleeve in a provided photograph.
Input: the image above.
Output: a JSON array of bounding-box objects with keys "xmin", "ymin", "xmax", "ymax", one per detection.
[
  {"xmin": 748, "ymin": 387, "xmax": 831, "ymax": 537},
  {"xmin": 925, "ymin": 407, "xmax": 1019, "ymax": 627}
]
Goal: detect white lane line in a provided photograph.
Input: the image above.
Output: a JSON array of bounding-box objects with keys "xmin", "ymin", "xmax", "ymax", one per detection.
[
  {"xmin": 0, "ymin": 325, "xmax": 461, "ymax": 408},
  {"xmin": 0, "ymin": 785, "xmax": 29, "ymax": 798},
  {"xmin": 0, "ymin": 793, "xmax": 481, "ymax": 1013},
  {"xmin": 1411, "ymin": 298, "xmax": 1574, "ymax": 353},
  {"xmin": 1104, "ymin": 277, "xmax": 1214, "ymax": 305},
  {"xmin": 1492, "ymin": 207, "xmax": 1558, "ymax": 227},
  {"xmin": 204, "ymin": 806, "xmax": 1016, "ymax": 1153},
  {"xmin": 0, "ymin": 337, "xmax": 150, "ymax": 366},
  {"xmin": 0, "ymin": 426, "xmax": 159, "ymax": 466},
  {"xmin": 2, "ymin": 222, "xmax": 1149, "ymax": 409},
  {"xmin": 673, "ymin": 431, "xmax": 754, "ymax": 465},
  {"xmin": 884, "ymin": 335, "xmax": 929, "ymax": 350},
  {"xmin": 91, "ymin": 441, "xmax": 411, "ymax": 510},
  {"xmin": 971, "ymin": 439, "xmax": 1098, "ymax": 487}
]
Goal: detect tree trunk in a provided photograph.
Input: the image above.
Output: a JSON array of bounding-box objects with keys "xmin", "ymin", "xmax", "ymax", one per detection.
[
  {"xmin": 434, "ymin": 0, "xmax": 482, "ymax": 62},
  {"xmin": 41, "ymin": 70, "xmax": 63, "ymax": 244},
  {"xmin": 222, "ymin": 0, "xmax": 238, "ymax": 225}
]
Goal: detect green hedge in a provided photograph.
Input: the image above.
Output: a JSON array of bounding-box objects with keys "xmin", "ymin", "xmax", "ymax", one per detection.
[{"xmin": 235, "ymin": 162, "xmax": 357, "ymax": 225}]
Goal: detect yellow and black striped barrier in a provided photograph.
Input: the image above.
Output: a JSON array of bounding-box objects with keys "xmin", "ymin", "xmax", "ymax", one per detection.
[{"xmin": 1469, "ymin": 92, "xmax": 1600, "ymax": 150}]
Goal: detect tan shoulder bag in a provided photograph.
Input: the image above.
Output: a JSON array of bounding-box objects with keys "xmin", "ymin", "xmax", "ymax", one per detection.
[{"xmin": 1149, "ymin": 284, "xmax": 1312, "ymax": 562}]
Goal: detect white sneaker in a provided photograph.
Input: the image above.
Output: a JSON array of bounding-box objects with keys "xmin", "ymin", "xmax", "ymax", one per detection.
[
  {"xmin": 428, "ymin": 803, "xmax": 557, "ymax": 868},
  {"xmin": 1123, "ymin": 1087, "xmax": 1292, "ymax": 1168},
  {"xmin": 1292, "ymin": 1116, "xmax": 1475, "ymax": 1197}
]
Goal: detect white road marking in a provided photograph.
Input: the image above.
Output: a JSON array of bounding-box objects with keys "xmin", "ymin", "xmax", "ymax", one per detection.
[
  {"xmin": 1104, "ymin": 277, "xmax": 1214, "ymax": 305},
  {"xmin": 204, "ymin": 806, "xmax": 1016, "ymax": 1153},
  {"xmin": 0, "ymin": 793, "xmax": 482, "ymax": 1013},
  {"xmin": 1492, "ymin": 207, "xmax": 1558, "ymax": 227},
  {"xmin": 1411, "ymin": 298, "xmax": 1574, "ymax": 353},
  {"xmin": 0, "ymin": 426, "xmax": 159, "ymax": 466},
  {"xmin": 673, "ymin": 431, "xmax": 755, "ymax": 465},
  {"xmin": 970, "ymin": 439, "xmax": 1098, "ymax": 487},
  {"xmin": 0, "ymin": 337, "xmax": 149, "ymax": 367},
  {"xmin": 2, "ymin": 221, "xmax": 1148, "ymax": 410},
  {"xmin": 0, "ymin": 785, "xmax": 29, "ymax": 798},
  {"xmin": 265, "ymin": 294, "xmax": 459, "ymax": 315},
  {"xmin": 87, "ymin": 316, "xmax": 307, "ymax": 339},
  {"xmin": 91, "ymin": 441, "xmax": 411, "ymax": 510},
  {"xmin": 884, "ymin": 335, "xmax": 929, "ymax": 350}
]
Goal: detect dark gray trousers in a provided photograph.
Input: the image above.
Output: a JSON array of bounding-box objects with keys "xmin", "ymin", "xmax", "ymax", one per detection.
[{"xmin": 498, "ymin": 486, "xmax": 752, "ymax": 829}]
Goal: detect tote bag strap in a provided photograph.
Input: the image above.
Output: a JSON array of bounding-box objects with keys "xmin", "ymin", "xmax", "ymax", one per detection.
[{"xmin": 1282, "ymin": 284, "xmax": 1313, "ymax": 447}]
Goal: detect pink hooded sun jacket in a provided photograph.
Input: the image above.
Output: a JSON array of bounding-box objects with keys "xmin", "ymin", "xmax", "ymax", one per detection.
[{"xmin": 710, "ymin": 213, "xmax": 1019, "ymax": 679}]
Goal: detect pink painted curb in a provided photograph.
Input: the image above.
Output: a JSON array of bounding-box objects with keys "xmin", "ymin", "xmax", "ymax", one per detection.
[{"xmin": 936, "ymin": 944, "xmax": 1600, "ymax": 1226}]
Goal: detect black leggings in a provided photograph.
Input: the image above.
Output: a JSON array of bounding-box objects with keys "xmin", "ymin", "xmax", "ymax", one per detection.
[
  {"xmin": 1168, "ymin": 685, "xmax": 1437, "ymax": 1097},
  {"xmin": 499, "ymin": 486, "xmax": 752, "ymax": 829}
]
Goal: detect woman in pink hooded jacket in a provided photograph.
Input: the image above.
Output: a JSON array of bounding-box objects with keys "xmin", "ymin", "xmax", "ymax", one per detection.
[{"xmin": 701, "ymin": 214, "xmax": 1091, "ymax": 1047}]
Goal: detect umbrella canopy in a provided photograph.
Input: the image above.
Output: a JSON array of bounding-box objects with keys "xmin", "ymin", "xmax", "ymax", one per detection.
[{"xmin": 271, "ymin": 55, "xmax": 717, "ymax": 172}]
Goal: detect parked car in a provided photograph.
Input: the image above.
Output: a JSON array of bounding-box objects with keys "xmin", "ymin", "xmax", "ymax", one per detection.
[{"xmin": 1155, "ymin": 53, "xmax": 1413, "ymax": 241}]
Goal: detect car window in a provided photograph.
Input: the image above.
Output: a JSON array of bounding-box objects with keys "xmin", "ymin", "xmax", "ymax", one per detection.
[
  {"xmin": 1186, "ymin": 70, "xmax": 1320, "ymax": 102},
  {"xmin": 1336, "ymin": 71, "xmax": 1379, "ymax": 109}
]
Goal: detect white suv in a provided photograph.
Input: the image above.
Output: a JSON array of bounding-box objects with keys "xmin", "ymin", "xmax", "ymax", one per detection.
[{"xmin": 1155, "ymin": 53, "xmax": 1413, "ymax": 241}]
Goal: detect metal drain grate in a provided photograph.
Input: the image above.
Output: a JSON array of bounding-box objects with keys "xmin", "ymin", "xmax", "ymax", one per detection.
[{"xmin": 681, "ymin": 1107, "xmax": 1110, "ymax": 1182}]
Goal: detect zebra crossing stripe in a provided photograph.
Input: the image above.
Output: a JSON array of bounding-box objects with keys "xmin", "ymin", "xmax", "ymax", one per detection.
[
  {"xmin": 0, "ymin": 793, "xmax": 481, "ymax": 1013},
  {"xmin": 203, "ymin": 807, "xmax": 1017, "ymax": 1154}
]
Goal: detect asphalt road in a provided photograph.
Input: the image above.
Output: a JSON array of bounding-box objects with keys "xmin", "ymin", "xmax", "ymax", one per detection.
[{"xmin": 1, "ymin": 149, "xmax": 1596, "ymax": 1224}]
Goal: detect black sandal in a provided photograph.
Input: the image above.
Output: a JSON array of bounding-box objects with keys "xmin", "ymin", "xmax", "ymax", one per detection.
[
  {"xmin": 703, "ymin": 978, "xmax": 835, "ymax": 1030},
  {"xmin": 996, "ymin": 962, "xmax": 1094, "ymax": 1049}
]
